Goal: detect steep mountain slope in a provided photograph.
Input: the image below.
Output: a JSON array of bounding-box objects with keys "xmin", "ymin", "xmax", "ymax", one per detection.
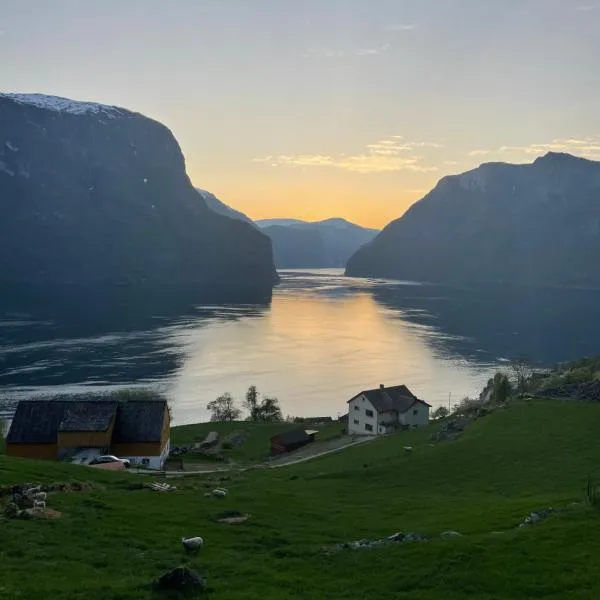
[
  {"xmin": 195, "ymin": 188, "xmax": 257, "ymax": 227},
  {"xmin": 257, "ymin": 218, "xmax": 379, "ymax": 268},
  {"xmin": 0, "ymin": 93, "xmax": 277, "ymax": 302},
  {"xmin": 346, "ymin": 153, "xmax": 600, "ymax": 286}
]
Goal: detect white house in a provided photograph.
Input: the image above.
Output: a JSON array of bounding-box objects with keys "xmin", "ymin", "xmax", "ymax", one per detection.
[{"xmin": 347, "ymin": 384, "xmax": 431, "ymax": 436}]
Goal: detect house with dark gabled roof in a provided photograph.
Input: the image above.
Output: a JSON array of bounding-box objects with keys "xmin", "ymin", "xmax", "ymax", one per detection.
[
  {"xmin": 347, "ymin": 384, "xmax": 431, "ymax": 436},
  {"xmin": 6, "ymin": 396, "xmax": 170, "ymax": 469}
]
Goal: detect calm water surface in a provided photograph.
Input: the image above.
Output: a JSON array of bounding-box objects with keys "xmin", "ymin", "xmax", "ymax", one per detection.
[{"xmin": 3, "ymin": 269, "xmax": 600, "ymax": 424}]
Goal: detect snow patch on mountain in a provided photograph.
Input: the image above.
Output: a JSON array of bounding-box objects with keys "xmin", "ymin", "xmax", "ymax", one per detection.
[{"xmin": 0, "ymin": 93, "xmax": 127, "ymax": 117}]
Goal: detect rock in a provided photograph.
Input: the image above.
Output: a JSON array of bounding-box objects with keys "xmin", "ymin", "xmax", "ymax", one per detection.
[
  {"xmin": 441, "ymin": 531, "xmax": 463, "ymax": 539},
  {"xmin": 388, "ymin": 532, "xmax": 405, "ymax": 542},
  {"xmin": 3, "ymin": 502, "xmax": 20, "ymax": 518},
  {"xmin": 214, "ymin": 510, "xmax": 250, "ymax": 524},
  {"xmin": 153, "ymin": 566, "xmax": 206, "ymax": 596},
  {"xmin": 404, "ymin": 533, "xmax": 428, "ymax": 542}
]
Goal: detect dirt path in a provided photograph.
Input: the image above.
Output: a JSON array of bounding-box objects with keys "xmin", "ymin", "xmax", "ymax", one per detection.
[{"xmin": 147, "ymin": 436, "xmax": 374, "ymax": 477}]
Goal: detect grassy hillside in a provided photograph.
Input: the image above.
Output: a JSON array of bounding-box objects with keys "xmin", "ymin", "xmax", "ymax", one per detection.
[
  {"xmin": 170, "ymin": 420, "xmax": 345, "ymax": 464},
  {"xmin": 2, "ymin": 401, "xmax": 600, "ymax": 599}
]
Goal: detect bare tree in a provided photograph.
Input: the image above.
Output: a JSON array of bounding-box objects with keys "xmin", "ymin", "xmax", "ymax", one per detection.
[
  {"xmin": 509, "ymin": 357, "xmax": 533, "ymax": 394},
  {"xmin": 207, "ymin": 393, "xmax": 241, "ymax": 422}
]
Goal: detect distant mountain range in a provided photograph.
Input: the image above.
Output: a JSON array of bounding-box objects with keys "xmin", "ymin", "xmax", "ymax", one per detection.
[
  {"xmin": 0, "ymin": 92, "xmax": 277, "ymax": 305},
  {"xmin": 346, "ymin": 152, "xmax": 600, "ymax": 288},
  {"xmin": 197, "ymin": 191, "xmax": 379, "ymax": 269},
  {"xmin": 257, "ymin": 219, "xmax": 379, "ymax": 268}
]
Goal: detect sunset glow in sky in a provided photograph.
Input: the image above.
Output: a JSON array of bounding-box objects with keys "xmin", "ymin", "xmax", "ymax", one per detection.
[{"xmin": 2, "ymin": 0, "xmax": 599, "ymax": 227}]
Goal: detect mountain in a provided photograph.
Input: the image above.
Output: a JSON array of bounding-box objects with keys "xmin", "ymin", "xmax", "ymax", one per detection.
[
  {"xmin": 256, "ymin": 218, "xmax": 379, "ymax": 268},
  {"xmin": 346, "ymin": 153, "xmax": 600, "ymax": 287},
  {"xmin": 255, "ymin": 218, "xmax": 306, "ymax": 228},
  {"xmin": 0, "ymin": 93, "xmax": 277, "ymax": 304},
  {"xmin": 195, "ymin": 188, "xmax": 256, "ymax": 227}
]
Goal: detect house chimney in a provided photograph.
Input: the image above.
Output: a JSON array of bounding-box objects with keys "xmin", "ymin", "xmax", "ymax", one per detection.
[{"xmin": 380, "ymin": 384, "xmax": 384, "ymax": 390}]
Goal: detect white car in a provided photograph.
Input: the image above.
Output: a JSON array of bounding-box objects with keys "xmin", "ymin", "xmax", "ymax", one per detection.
[{"xmin": 88, "ymin": 455, "xmax": 131, "ymax": 467}]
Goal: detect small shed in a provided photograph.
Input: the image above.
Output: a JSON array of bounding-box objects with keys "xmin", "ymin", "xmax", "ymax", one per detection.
[{"xmin": 270, "ymin": 428, "xmax": 314, "ymax": 455}]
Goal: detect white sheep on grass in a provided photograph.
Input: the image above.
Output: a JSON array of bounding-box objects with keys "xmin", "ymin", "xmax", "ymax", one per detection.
[{"xmin": 181, "ymin": 536, "xmax": 204, "ymax": 554}]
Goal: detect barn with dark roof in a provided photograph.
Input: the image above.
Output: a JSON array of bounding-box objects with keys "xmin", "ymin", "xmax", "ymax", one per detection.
[{"xmin": 6, "ymin": 397, "xmax": 170, "ymax": 468}]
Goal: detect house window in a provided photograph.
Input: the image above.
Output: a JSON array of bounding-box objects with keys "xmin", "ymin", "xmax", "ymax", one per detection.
[
  {"xmin": 354, "ymin": 405, "xmax": 359, "ymax": 411},
  {"xmin": 353, "ymin": 419, "xmax": 359, "ymax": 425},
  {"xmin": 365, "ymin": 424, "xmax": 373, "ymax": 432},
  {"xmin": 366, "ymin": 409, "xmax": 374, "ymax": 418},
  {"xmin": 413, "ymin": 409, "xmax": 418, "ymax": 415}
]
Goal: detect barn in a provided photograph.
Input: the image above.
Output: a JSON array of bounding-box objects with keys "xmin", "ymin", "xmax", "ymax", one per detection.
[
  {"xmin": 6, "ymin": 397, "xmax": 170, "ymax": 469},
  {"xmin": 270, "ymin": 428, "xmax": 315, "ymax": 455}
]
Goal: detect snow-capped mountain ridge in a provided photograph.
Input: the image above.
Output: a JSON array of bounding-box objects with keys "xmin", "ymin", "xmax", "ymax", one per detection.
[{"xmin": 0, "ymin": 93, "xmax": 128, "ymax": 118}]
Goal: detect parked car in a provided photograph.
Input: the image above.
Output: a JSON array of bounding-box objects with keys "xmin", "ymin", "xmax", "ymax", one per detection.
[{"xmin": 89, "ymin": 455, "xmax": 131, "ymax": 468}]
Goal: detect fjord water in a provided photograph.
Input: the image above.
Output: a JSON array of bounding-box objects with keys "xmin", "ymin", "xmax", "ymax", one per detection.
[{"xmin": 2, "ymin": 269, "xmax": 600, "ymax": 425}]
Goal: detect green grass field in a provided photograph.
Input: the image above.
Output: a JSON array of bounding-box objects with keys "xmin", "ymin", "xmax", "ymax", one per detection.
[
  {"xmin": 2, "ymin": 400, "xmax": 600, "ymax": 599},
  {"xmin": 170, "ymin": 420, "xmax": 345, "ymax": 465}
]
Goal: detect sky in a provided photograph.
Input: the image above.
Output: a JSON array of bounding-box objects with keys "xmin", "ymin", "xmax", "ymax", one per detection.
[{"xmin": 1, "ymin": 0, "xmax": 599, "ymax": 228}]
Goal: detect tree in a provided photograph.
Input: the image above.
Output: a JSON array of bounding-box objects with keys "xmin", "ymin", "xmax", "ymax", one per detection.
[
  {"xmin": 257, "ymin": 396, "xmax": 283, "ymax": 422},
  {"xmin": 431, "ymin": 406, "xmax": 450, "ymax": 420},
  {"xmin": 207, "ymin": 393, "xmax": 241, "ymax": 422},
  {"xmin": 243, "ymin": 385, "xmax": 283, "ymax": 422},
  {"xmin": 509, "ymin": 357, "xmax": 533, "ymax": 394},
  {"xmin": 491, "ymin": 372, "xmax": 512, "ymax": 403},
  {"xmin": 244, "ymin": 385, "xmax": 260, "ymax": 422}
]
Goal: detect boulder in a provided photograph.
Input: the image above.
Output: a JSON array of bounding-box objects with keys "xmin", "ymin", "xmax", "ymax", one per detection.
[
  {"xmin": 441, "ymin": 531, "xmax": 463, "ymax": 539},
  {"xmin": 153, "ymin": 566, "xmax": 206, "ymax": 596}
]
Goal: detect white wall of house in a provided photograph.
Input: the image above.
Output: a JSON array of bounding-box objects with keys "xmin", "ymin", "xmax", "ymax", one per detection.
[
  {"xmin": 348, "ymin": 395, "xmax": 379, "ymax": 436},
  {"xmin": 377, "ymin": 410, "xmax": 397, "ymax": 435},
  {"xmin": 400, "ymin": 402, "xmax": 430, "ymax": 428},
  {"xmin": 122, "ymin": 439, "xmax": 171, "ymax": 470}
]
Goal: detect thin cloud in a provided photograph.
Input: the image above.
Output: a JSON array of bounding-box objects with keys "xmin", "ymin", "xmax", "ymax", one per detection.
[
  {"xmin": 499, "ymin": 137, "xmax": 600, "ymax": 159},
  {"xmin": 384, "ymin": 23, "xmax": 417, "ymax": 31},
  {"xmin": 466, "ymin": 137, "xmax": 600, "ymax": 161},
  {"xmin": 254, "ymin": 136, "xmax": 439, "ymax": 174},
  {"xmin": 355, "ymin": 43, "xmax": 390, "ymax": 56},
  {"xmin": 444, "ymin": 160, "xmax": 460, "ymax": 166},
  {"xmin": 305, "ymin": 43, "xmax": 391, "ymax": 59}
]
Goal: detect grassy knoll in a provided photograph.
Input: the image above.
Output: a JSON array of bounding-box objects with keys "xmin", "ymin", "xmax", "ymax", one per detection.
[
  {"xmin": 2, "ymin": 400, "xmax": 600, "ymax": 599},
  {"xmin": 170, "ymin": 420, "xmax": 345, "ymax": 464}
]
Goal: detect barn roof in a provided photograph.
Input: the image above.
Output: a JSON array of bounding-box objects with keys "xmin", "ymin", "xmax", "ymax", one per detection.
[
  {"xmin": 6, "ymin": 397, "xmax": 167, "ymax": 445},
  {"xmin": 59, "ymin": 401, "xmax": 117, "ymax": 432},
  {"xmin": 348, "ymin": 385, "xmax": 430, "ymax": 413},
  {"xmin": 272, "ymin": 428, "xmax": 312, "ymax": 446},
  {"xmin": 112, "ymin": 400, "xmax": 166, "ymax": 443},
  {"xmin": 6, "ymin": 400, "xmax": 70, "ymax": 444}
]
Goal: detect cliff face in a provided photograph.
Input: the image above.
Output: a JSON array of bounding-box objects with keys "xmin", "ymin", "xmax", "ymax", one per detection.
[
  {"xmin": 0, "ymin": 93, "xmax": 277, "ymax": 302},
  {"xmin": 346, "ymin": 153, "xmax": 600, "ymax": 287}
]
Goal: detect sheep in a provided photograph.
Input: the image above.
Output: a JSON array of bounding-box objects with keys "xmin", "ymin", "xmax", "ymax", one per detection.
[
  {"xmin": 181, "ymin": 536, "xmax": 204, "ymax": 554},
  {"xmin": 31, "ymin": 492, "xmax": 47, "ymax": 502},
  {"xmin": 212, "ymin": 488, "xmax": 227, "ymax": 498},
  {"xmin": 25, "ymin": 486, "xmax": 41, "ymax": 497},
  {"xmin": 403, "ymin": 446, "xmax": 413, "ymax": 456},
  {"xmin": 33, "ymin": 500, "xmax": 46, "ymax": 511}
]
